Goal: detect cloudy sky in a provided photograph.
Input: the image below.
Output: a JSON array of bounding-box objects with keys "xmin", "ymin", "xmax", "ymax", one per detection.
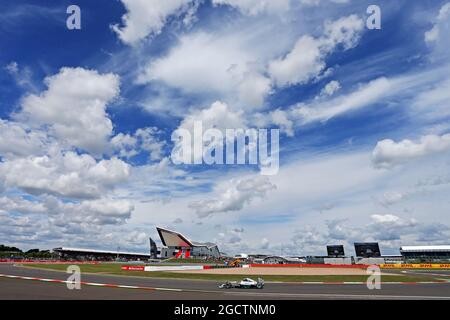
[{"xmin": 1, "ymin": 0, "xmax": 449, "ymax": 256}]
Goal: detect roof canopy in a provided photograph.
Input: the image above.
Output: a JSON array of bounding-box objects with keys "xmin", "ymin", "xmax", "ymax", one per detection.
[
  {"xmin": 400, "ymin": 245, "xmax": 450, "ymax": 252},
  {"xmin": 156, "ymin": 227, "xmax": 217, "ymax": 248},
  {"xmin": 53, "ymin": 247, "xmax": 150, "ymax": 257}
]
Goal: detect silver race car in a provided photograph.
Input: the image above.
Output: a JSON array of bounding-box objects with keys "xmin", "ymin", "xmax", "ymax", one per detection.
[{"xmin": 219, "ymin": 277, "xmax": 264, "ymax": 289}]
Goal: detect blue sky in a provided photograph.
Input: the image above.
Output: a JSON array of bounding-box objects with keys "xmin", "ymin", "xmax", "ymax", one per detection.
[{"xmin": 1, "ymin": 0, "xmax": 450, "ymax": 256}]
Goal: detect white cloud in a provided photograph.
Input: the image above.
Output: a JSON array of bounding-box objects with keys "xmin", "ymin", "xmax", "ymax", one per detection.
[
  {"xmin": 0, "ymin": 196, "xmax": 46, "ymax": 215},
  {"xmin": 0, "ymin": 151, "xmax": 130, "ymax": 199},
  {"xmin": 290, "ymin": 213, "xmax": 444, "ymax": 255},
  {"xmin": 216, "ymin": 227, "xmax": 244, "ymax": 245},
  {"xmin": 189, "ymin": 175, "xmax": 276, "ymax": 217},
  {"xmin": 371, "ymin": 214, "xmax": 403, "ymax": 224},
  {"xmin": 268, "ymin": 109, "xmax": 294, "ymax": 137},
  {"xmin": 112, "ymin": 0, "xmax": 196, "ymax": 45},
  {"xmin": 139, "ymin": 14, "xmax": 363, "ymax": 111},
  {"xmin": 4, "ymin": 61, "xmax": 35, "ymax": 90},
  {"xmin": 264, "ymin": 64, "xmax": 450, "ymax": 132},
  {"xmin": 38, "ymin": 196, "xmax": 134, "ymax": 226},
  {"xmin": 135, "ymin": 127, "xmax": 166, "ymax": 161},
  {"xmin": 212, "ymin": 0, "xmax": 349, "ymax": 15},
  {"xmin": 0, "ymin": 65, "xmax": 141, "ymax": 248},
  {"xmin": 367, "ymin": 214, "xmax": 418, "ymax": 241},
  {"xmin": 425, "ymin": 25, "xmax": 440, "ymax": 43},
  {"xmin": 137, "ymin": 21, "xmax": 295, "ymax": 110},
  {"xmin": 212, "ymin": 0, "xmax": 290, "ymax": 16},
  {"xmin": 325, "ymin": 219, "xmax": 362, "ymax": 243},
  {"xmin": 377, "ymin": 191, "xmax": 410, "ymax": 207},
  {"xmin": 171, "ymin": 101, "xmax": 246, "ymax": 164},
  {"xmin": 299, "ymin": 0, "xmax": 350, "ymax": 5},
  {"xmin": 0, "ymin": 195, "xmax": 135, "ymax": 252},
  {"xmin": 138, "ymin": 32, "xmax": 252, "ymax": 95},
  {"xmin": 112, "ymin": 127, "xmax": 165, "ymax": 161},
  {"xmin": 321, "ymin": 14, "xmax": 364, "ymax": 50},
  {"xmin": 320, "ymin": 80, "xmax": 341, "ymax": 97},
  {"xmin": 290, "ymin": 225, "xmax": 328, "ymax": 254},
  {"xmin": 122, "ymin": 157, "xmax": 188, "ymax": 199},
  {"xmin": 238, "ymin": 71, "xmax": 272, "ymax": 109},
  {"xmin": 17, "ymin": 67, "xmax": 120, "ymax": 155},
  {"xmin": 111, "ymin": 133, "xmax": 138, "ymax": 158},
  {"xmin": 292, "ymin": 77, "xmax": 390, "ymax": 124},
  {"xmin": 260, "ymin": 237, "xmax": 270, "ymax": 249},
  {"xmin": 59, "ymin": 198, "xmax": 134, "ymax": 225},
  {"xmin": 425, "ymin": 2, "xmax": 450, "ymax": 43},
  {"xmin": 5, "ymin": 61, "xmax": 18, "ymax": 74},
  {"xmin": 179, "ymin": 101, "xmax": 246, "ymax": 131},
  {"xmin": 268, "ymin": 35, "xmax": 325, "ymax": 87},
  {"xmin": 372, "ymin": 134, "xmax": 450, "ymax": 169},
  {"xmin": 123, "ymin": 230, "xmax": 148, "ymax": 245},
  {"xmin": 412, "ymin": 79, "xmax": 450, "ymax": 120},
  {"xmin": 268, "ymin": 15, "xmax": 363, "ymax": 87},
  {"xmin": 0, "ymin": 120, "xmax": 49, "ymax": 159},
  {"xmin": 173, "ymin": 218, "xmax": 183, "ymax": 224}
]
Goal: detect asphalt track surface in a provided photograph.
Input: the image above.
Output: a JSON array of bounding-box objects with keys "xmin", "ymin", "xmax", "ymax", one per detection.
[{"xmin": 1, "ymin": 264, "xmax": 449, "ymax": 300}]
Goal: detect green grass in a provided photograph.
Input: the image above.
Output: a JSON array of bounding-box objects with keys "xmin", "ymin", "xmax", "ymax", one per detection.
[{"xmin": 23, "ymin": 263, "xmax": 444, "ymax": 283}]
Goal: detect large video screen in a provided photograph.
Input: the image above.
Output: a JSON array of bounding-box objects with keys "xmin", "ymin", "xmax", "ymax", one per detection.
[
  {"xmin": 327, "ymin": 245, "xmax": 345, "ymax": 257},
  {"xmin": 354, "ymin": 243, "xmax": 381, "ymax": 257}
]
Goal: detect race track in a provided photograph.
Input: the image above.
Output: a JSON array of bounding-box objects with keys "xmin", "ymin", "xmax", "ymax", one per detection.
[{"xmin": 1, "ymin": 264, "xmax": 449, "ymax": 300}]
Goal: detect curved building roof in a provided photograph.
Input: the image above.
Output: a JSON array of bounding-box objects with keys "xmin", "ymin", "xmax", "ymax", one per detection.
[{"xmin": 156, "ymin": 227, "xmax": 217, "ymax": 249}]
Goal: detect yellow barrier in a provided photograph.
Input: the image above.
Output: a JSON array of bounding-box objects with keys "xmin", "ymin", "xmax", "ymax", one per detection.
[{"xmin": 380, "ymin": 263, "xmax": 450, "ymax": 269}]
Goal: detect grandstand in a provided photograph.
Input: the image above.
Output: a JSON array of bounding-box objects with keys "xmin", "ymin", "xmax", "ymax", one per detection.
[
  {"xmin": 400, "ymin": 245, "xmax": 450, "ymax": 262},
  {"xmin": 53, "ymin": 247, "xmax": 151, "ymax": 261}
]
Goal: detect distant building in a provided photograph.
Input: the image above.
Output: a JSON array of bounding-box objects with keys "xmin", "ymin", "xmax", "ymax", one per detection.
[
  {"xmin": 156, "ymin": 227, "xmax": 220, "ymax": 259},
  {"xmin": 262, "ymin": 256, "xmax": 306, "ymax": 264},
  {"xmin": 234, "ymin": 253, "xmax": 249, "ymax": 259},
  {"xmin": 400, "ymin": 245, "xmax": 450, "ymax": 261}
]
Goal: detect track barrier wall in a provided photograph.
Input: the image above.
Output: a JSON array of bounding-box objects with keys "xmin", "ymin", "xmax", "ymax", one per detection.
[
  {"xmin": 122, "ymin": 265, "xmax": 205, "ymax": 272},
  {"xmin": 121, "ymin": 263, "xmax": 372, "ymax": 271}
]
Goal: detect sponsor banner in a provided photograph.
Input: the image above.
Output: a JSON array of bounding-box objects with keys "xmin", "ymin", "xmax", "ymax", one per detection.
[
  {"xmin": 122, "ymin": 265, "xmax": 222, "ymax": 272},
  {"xmin": 143, "ymin": 265, "xmax": 204, "ymax": 272},
  {"xmin": 121, "ymin": 265, "xmax": 145, "ymax": 271},
  {"xmin": 250, "ymin": 264, "xmax": 370, "ymax": 268},
  {"xmin": 380, "ymin": 263, "xmax": 450, "ymax": 269}
]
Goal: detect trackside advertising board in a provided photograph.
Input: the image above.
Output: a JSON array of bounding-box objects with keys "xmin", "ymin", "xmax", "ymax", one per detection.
[{"xmin": 380, "ymin": 264, "xmax": 450, "ymax": 269}]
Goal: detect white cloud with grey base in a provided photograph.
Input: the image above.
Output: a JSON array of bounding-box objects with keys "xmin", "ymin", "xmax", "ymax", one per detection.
[{"xmin": 189, "ymin": 176, "xmax": 276, "ymax": 217}]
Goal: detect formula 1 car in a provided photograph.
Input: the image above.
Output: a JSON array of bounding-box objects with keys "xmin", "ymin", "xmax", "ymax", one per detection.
[{"xmin": 219, "ymin": 278, "xmax": 264, "ymax": 289}]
